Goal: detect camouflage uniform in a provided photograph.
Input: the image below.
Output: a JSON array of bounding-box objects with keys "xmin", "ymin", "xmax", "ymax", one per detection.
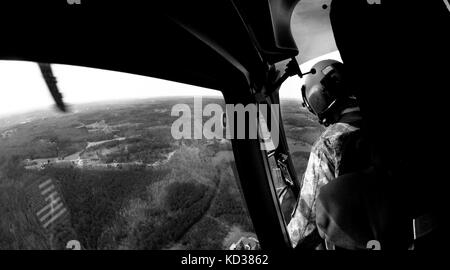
[{"xmin": 287, "ymin": 112, "xmax": 361, "ymax": 248}]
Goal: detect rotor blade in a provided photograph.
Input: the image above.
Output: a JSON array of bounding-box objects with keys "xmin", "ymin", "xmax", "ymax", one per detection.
[{"xmin": 38, "ymin": 63, "xmax": 66, "ymax": 112}]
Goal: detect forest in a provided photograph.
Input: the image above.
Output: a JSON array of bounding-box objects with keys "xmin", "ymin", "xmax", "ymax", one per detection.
[{"xmin": 0, "ymin": 97, "xmax": 320, "ymax": 250}]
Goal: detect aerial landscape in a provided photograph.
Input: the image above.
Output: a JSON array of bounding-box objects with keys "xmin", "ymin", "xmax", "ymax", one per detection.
[{"xmin": 0, "ymin": 97, "xmax": 322, "ymax": 250}]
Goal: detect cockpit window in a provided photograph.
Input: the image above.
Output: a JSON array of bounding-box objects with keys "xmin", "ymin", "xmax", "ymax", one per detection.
[{"xmin": 0, "ymin": 61, "xmax": 256, "ymax": 250}]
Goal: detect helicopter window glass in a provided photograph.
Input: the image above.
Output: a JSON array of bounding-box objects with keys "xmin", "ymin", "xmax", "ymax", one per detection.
[
  {"xmin": 278, "ymin": 0, "xmax": 340, "ymax": 189},
  {"xmin": 280, "ymin": 0, "xmax": 344, "ymax": 189},
  {"xmin": 0, "ymin": 61, "xmax": 257, "ymax": 250},
  {"xmin": 278, "ymin": 51, "xmax": 342, "ymax": 245}
]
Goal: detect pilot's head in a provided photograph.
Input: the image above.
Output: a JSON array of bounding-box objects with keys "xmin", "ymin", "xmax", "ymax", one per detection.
[{"xmin": 301, "ymin": 59, "xmax": 358, "ymax": 126}]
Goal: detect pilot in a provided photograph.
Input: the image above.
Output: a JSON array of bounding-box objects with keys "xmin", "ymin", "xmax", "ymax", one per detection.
[{"xmin": 287, "ymin": 59, "xmax": 364, "ymax": 249}]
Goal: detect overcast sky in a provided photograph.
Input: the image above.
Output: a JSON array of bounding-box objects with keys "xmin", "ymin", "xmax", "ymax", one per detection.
[
  {"xmin": 0, "ymin": 62, "xmax": 222, "ymax": 116},
  {"xmin": 0, "ymin": 0, "xmax": 339, "ymax": 117},
  {"xmin": 291, "ymin": 0, "xmax": 336, "ymax": 64}
]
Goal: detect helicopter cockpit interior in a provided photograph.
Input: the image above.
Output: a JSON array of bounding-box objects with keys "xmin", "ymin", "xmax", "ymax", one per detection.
[{"xmin": 0, "ymin": 0, "xmax": 448, "ymax": 252}]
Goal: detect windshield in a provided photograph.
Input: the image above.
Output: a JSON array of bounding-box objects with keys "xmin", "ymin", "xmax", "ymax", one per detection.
[{"xmin": 0, "ymin": 61, "xmax": 257, "ymax": 250}]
